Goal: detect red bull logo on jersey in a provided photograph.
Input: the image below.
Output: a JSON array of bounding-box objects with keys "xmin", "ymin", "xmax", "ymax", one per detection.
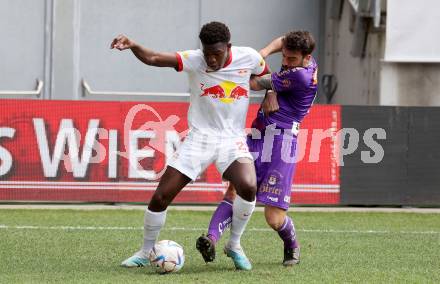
[{"xmin": 200, "ymin": 81, "xmax": 248, "ymax": 104}]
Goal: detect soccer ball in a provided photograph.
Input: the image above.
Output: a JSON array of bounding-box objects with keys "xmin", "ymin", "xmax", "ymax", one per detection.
[{"xmin": 148, "ymin": 240, "xmax": 185, "ymax": 274}]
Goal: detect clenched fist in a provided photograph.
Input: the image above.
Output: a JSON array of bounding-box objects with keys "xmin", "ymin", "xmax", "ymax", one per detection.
[{"xmin": 110, "ymin": 34, "xmax": 134, "ymax": 50}]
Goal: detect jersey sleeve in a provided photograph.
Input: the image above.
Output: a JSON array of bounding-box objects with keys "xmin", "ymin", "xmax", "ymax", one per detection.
[
  {"xmin": 175, "ymin": 49, "xmax": 202, "ymax": 73},
  {"xmin": 248, "ymin": 48, "xmax": 269, "ymax": 76},
  {"xmin": 270, "ymin": 69, "xmax": 301, "ymax": 92}
]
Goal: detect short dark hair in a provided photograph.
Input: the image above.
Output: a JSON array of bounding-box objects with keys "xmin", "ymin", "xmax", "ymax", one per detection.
[
  {"xmin": 283, "ymin": 30, "xmax": 315, "ymax": 56},
  {"xmin": 199, "ymin": 21, "xmax": 231, "ymax": 45}
]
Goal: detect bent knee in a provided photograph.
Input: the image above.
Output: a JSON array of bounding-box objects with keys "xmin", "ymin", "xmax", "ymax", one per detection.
[
  {"xmin": 234, "ymin": 177, "xmax": 257, "ymax": 201},
  {"xmin": 238, "ymin": 182, "xmax": 257, "ymax": 201},
  {"xmin": 265, "ymin": 216, "xmax": 285, "ymax": 230},
  {"xmin": 242, "ymin": 174, "xmax": 257, "ymax": 192},
  {"xmin": 264, "ymin": 207, "xmax": 286, "ymax": 230}
]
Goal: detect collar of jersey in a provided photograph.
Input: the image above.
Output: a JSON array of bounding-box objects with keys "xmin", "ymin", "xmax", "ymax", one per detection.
[{"xmin": 222, "ymin": 47, "xmax": 232, "ymax": 68}]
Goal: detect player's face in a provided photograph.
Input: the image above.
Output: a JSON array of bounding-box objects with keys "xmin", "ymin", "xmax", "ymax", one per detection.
[
  {"xmin": 202, "ymin": 42, "xmax": 230, "ymax": 71},
  {"xmin": 281, "ymin": 47, "xmax": 310, "ymax": 70}
]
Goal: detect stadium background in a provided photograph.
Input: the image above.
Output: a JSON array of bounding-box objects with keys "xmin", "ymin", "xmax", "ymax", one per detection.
[{"xmin": 1, "ymin": 0, "xmax": 439, "ymax": 206}]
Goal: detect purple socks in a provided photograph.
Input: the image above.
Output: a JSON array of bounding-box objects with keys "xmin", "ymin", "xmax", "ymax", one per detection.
[
  {"xmin": 277, "ymin": 216, "xmax": 299, "ymax": 249},
  {"xmin": 207, "ymin": 200, "xmax": 298, "ymax": 250},
  {"xmin": 207, "ymin": 198, "xmax": 233, "ymax": 244}
]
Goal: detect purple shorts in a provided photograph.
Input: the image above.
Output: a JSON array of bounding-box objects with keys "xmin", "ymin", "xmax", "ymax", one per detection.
[{"xmin": 247, "ymin": 127, "xmax": 297, "ymax": 210}]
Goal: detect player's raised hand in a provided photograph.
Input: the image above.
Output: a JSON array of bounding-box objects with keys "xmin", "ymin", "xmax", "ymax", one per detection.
[{"xmin": 110, "ymin": 34, "xmax": 134, "ymax": 50}]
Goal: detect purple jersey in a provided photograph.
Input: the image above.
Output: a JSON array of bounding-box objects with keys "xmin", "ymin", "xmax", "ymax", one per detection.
[
  {"xmin": 248, "ymin": 57, "xmax": 318, "ymax": 209},
  {"xmin": 258, "ymin": 57, "xmax": 318, "ymax": 131}
]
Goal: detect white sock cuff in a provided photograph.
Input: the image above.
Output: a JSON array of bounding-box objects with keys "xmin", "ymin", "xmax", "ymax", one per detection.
[
  {"xmin": 144, "ymin": 208, "xmax": 167, "ymax": 226},
  {"xmin": 233, "ymin": 195, "xmax": 256, "ymax": 218},
  {"xmin": 234, "ymin": 195, "xmax": 256, "ymax": 207}
]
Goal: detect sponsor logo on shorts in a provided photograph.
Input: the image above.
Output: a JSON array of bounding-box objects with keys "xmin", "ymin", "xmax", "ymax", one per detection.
[
  {"xmin": 260, "ymin": 184, "xmax": 281, "ymax": 195},
  {"xmin": 284, "ymin": 195, "xmax": 291, "ymax": 203},
  {"xmin": 268, "ymin": 175, "xmax": 277, "ymax": 186},
  {"xmin": 267, "ymin": 196, "xmax": 279, "ymax": 203}
]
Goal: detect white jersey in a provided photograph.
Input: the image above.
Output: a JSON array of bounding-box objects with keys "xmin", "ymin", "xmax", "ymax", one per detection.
[{"xmin": 176, "ymin": 46, "xmax": 267, "ymax": 137}]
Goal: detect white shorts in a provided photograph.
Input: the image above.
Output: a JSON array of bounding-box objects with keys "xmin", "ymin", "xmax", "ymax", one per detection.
[{"xmin": 167, "ymin": 131, "xmax": 253, "ymax": 181}]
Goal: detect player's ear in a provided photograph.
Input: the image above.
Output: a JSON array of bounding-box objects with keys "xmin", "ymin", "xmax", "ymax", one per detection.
[
  {"xmin": 305, "ymin": 54, "xmax": 312, "ymax": 61},
  {"xmin": 227, "ymin": 43, "xmax": 232, "ymax": 49}
]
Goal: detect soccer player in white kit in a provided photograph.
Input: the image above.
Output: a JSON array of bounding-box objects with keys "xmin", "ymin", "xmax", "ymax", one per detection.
[{"xmin": 111, "ymin": 21, "xmax": 268, "ymax": 270}]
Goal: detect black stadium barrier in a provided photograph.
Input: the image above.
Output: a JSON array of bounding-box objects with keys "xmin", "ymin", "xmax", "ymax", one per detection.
[{"xmin": 340, "ymin": 106, "xmax": 440, "ymax": 206}]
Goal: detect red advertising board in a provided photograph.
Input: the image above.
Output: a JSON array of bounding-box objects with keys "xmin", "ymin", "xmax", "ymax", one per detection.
[{"xmin": 0, "ymin": 100, "xmax": 340, "ymax": 204}]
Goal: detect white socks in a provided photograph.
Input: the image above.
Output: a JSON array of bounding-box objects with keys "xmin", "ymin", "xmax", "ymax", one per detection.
[
  {"xmin": 228, "ymin": 195, "xmax": 256, "ymax": 250},
  {"xmin": 137, "ymin": 208, "xmax": 167, "ymax": 258},
  {"xmin": 135, "ymin": 196, "xmax": 254, "ymax": 258}
]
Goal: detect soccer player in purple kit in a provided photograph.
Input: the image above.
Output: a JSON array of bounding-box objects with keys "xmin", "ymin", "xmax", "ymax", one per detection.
[{"xmin": 197, "ymin": 30, "xmax": 318, "ymax": 266}]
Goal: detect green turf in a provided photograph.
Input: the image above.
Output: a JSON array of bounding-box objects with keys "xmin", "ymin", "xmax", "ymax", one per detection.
[{"xmin": 0, "ymin": 209, "xmax": 439, "ymax": 283}]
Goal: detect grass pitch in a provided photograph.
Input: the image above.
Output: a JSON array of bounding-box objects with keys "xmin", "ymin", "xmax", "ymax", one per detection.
[{"xmin": 0, "ymin": 208, "xmax": 439, "ymax": 283}]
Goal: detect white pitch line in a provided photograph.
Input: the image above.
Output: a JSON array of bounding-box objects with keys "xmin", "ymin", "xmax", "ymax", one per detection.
[{"xmin": 0, "ymin": 224, "xmax": 438, "ymax": 235}]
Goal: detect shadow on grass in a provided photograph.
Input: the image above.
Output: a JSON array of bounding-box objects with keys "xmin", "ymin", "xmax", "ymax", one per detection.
[{"xmin": 114, "ymin": 262, "xmax": 248, "ymax": 276}]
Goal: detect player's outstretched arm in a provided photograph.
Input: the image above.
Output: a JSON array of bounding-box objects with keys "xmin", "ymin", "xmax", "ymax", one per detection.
[
  {"xmin": 110, "ymin": 34, "xmax": 178, "ymax": 69},
  {"xmin": 259, "ymin": 36, "xmax": 283, "ymax": 58}
]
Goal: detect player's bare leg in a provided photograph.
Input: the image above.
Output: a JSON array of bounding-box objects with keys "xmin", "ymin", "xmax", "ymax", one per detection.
[
  {"xmin": 197, "ymin": 183, "xmax": 236, "ymax": 263},
  {"xmin": 121, "ymin": 166, "xmax": 191, "ymax": 268},
  {"xmin": 221, "ymin": 158, "xmax": 257, "ymax": 270},
  {"xmin": 264, "ymin": 205, "xmax": 300, "ymax": 266}
]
